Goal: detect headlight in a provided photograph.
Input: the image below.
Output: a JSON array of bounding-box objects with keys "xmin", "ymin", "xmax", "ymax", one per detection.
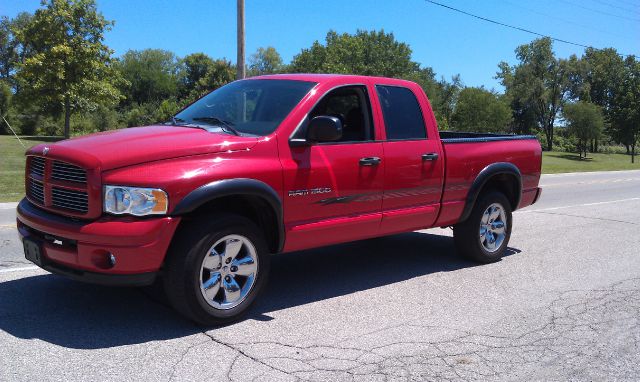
[{"xmin": 104, "ymin": 186, "xmax": 168, "ymax": 216}]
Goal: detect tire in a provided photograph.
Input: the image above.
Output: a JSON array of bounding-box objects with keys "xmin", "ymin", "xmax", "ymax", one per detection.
[
  {"xmin": 453, "ymin": 191, "xmax": 512, "ymax": 263},
  {"xmin": 163, "ymin": 214, "xmax": 270, "ymax": 326}
]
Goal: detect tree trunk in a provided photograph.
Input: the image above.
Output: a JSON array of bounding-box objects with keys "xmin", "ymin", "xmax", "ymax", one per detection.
[
  {"xmin": 632, "ymin": 142, "xmax": 636, "ymax": 164},
  {"xmin": 594, "ymin": 138, "xmax": 598, "ymax": 153},
  {"xmin": 545, "ymin": 126, "xmax": 553, "ymax": 151},
  {"xmin": 625, "ymin": 144, "xmax": 630, "ymax": 154},
  {"xmin": 64, "ymin": 96, "xmax": 71, "ymax": 139}
]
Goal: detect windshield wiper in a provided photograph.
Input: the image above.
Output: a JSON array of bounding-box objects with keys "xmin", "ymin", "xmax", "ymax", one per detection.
[
  {"xmin": 168, "ymin": 116, "xmax": 186, "ymax": 126},
  {"xmin": 191, "ymin": 116, "xmax": 241, "ymax": 136}
]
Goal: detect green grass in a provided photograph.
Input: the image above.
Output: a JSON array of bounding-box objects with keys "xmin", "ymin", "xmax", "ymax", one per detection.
[
  {"xmin": 1, "ymin": 135, "xmax": 639, "ymax": 202},
  {"xmin": 0, "ymin": 135, "xmax": 63, "ymax": 202},
  {"xmin": 543, "ymin": 151, "xmax": 640, "ymax": 174}
]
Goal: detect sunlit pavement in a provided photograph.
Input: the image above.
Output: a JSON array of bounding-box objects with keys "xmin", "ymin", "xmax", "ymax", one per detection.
[{"xmin": 1, "ymin": 170, "xmax": 639, "ymax": 381}]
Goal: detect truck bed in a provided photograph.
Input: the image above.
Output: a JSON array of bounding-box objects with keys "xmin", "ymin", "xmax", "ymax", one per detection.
[{"xmin": 435, "ymin": 132, "xmax": 542, "ymax": 227}]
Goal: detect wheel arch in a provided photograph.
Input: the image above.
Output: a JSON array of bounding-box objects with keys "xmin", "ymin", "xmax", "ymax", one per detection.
[
  {"xmin": 459, "ymin": 162, "xmax": 522, "ymax": 223},
  {"xmin": 171, "ymin": 178, "xmax": 284, "ymax": 253}
]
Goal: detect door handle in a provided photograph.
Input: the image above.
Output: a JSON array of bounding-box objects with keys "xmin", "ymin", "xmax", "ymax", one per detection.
[
  {"xmin": 422, "ymin": 153, "xmax": 439, "ymax": 161},
  {"xmin": 359, "ymin": 157, "xmax": 381, "ymax": 166}
]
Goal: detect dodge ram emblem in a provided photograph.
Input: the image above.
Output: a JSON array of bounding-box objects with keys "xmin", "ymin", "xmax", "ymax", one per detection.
[{"xmin": 42, "ymin": 147, "xmax": 49, "ymax": 155}]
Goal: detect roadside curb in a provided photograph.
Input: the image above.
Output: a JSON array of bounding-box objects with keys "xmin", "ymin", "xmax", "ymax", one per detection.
[{"xmin": 0, "ymin": 202, "xmax": 18, "ymax": 210}]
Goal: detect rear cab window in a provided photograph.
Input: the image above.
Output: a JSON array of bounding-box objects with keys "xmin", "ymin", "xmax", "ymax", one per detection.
[{"xmin": 376, "ymin": 85, "xmax": 427, "ymax": 140}]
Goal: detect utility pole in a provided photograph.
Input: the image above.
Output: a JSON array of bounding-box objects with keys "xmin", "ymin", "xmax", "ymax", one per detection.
[{"xmin": 236, "ymin": 0, "xmax": 245, "ymax": 80}]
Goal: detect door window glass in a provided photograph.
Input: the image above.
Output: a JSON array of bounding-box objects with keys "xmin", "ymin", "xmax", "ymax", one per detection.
[{"xmin": 376, "ymin": 85, "xmax": 426, "ymax": 140}]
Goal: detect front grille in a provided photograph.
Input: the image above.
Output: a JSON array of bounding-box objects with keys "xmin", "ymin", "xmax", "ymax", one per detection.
[
  {"xmin": 51, "ymin": 187, "xmax": 88, "ymax": 213},
  {"xmin": 52, "ymin": 161, "xmax": 87, "ymax": 183},
  {"xmin": 28, "ymin": 179, "xmax": 45, "ymax": 205},
  {"xmin": 27, "ymin": 155, "xmax": 94, "ymax": 217},
  {"xmin": 30, "ymin": 157, "xmax": 45, "ymax": 177}
]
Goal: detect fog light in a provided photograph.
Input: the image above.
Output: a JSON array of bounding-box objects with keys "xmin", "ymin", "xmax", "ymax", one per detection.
[{"xmin": 108, "ymin": 253, "xmax": 116, "ymax": 267}]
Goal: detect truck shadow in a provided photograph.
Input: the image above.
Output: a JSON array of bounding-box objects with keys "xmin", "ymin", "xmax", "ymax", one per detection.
[{"xmin": 0, "ymin": 231, "xmax": 519, "ymax": 349}]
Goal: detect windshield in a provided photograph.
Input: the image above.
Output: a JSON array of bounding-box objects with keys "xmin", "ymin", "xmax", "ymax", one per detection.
[{"xmin": 174, "ymin": 79, "xmax": 316, "ymax": 136}]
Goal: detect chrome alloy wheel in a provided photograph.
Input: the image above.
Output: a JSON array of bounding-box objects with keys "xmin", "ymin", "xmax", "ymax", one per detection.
[
  {"xmin": 199, "ymin": 234, "xmax": 258, "ymax": 310},
  {"xmin": 479, "ymin": 203, "xmax": 507, "ymax": 253}
]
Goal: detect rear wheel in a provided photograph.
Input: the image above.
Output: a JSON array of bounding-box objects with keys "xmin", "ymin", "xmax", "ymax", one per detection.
[
  {"xmin": 163, "ymin": 214, "xmax": 270, "ymax": 325},
  {"xmin": 453, "ymin": 191, "xmax": 512, "ymax": 263}
]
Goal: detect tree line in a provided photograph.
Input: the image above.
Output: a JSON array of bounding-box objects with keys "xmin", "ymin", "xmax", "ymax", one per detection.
[{"xmin": 1, "ymin": 0, "xmax": 639, "ymax": 161}]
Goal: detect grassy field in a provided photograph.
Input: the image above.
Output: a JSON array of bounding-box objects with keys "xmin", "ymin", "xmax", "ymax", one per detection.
[
  {"xmin": 1, "ymin": 135, "xmax": 639, "ymax": 202},
  {"xmin": 0, "ymin": 135, "xmax": 62, "ymax": 202},
  {"xmin": 542, "ymin": 151, "xmax": 640, "ymax": 174}
]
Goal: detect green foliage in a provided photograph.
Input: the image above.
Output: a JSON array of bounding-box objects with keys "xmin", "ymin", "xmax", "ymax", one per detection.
[
  {"xmin": 124, "ymin": 103, "xmax": 157, "ymax": 128},
  {"xmin": 0, "ymin": 80, "xmax": 10, "ymax": 117},
  {"xmin": 610, "ymin": 56, "xmax": 640, "ymax": 163},
  {"xmin": 156, "ymin": 99, "xmax": 180, "ymax": 123},
  {"xmin": 117, "ymin": 49, "xmax": 178, "ymax": 106},
  {"xmin": 433, "ymin": 75, "xmax": 462, "ymax": 131},
  {"xmin": 91, "ymin": 104, "xmax": 119, "ymax": 132},
  {"xmin": 178, "ymin": 52, "xmax": 215, "ymax": 98},
  {"xmin": 248, "ymin": 46, "xmax": 283, "ymax": 76},
  {"xmin": 186, "ymin": 59, "xmax": 235, "ymax": 101},
  {"xmin": 0, "ymin": 13, "xmax": 32, "ymax": 86},
  {"xmin": 497, "ymin": 38, "xmax": 572, "ymax": 150},
  {"xmin": 564, "ymin": 102, "xmax": 604, "ymax": 158},
  {"xmin": 291, "ymin": 30, "xmax": 419, "ymax": 77},
  {"xmin": 451, "ymin": 87, "xmax": 511, "ymax": 133},
  {"xmin": 15, "ymin": 0, "xmax": 123, "ymax": 138}
]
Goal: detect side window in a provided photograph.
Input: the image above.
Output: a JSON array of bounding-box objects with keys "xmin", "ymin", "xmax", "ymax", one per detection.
[
  {"xmin": 309, "ymin": 85, "xmax": 374, "ymax": 142},
  {"xmin": 376, "ymin": 85, "xmax": 426, "ymax": 140}
]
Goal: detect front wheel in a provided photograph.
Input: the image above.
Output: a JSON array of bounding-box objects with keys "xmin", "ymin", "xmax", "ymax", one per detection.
[
  {"xmin": 163, "ymin": 214, "xmax": 270, "ymax": 325},
  {"xmin": 453, "ymin": 191, "xmax": 513, "ymax": 263}
]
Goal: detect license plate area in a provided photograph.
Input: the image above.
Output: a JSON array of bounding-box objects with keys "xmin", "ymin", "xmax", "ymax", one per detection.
[{"xmin": 24, "ymin": 238, "xmax": 44, "ymax": 266}]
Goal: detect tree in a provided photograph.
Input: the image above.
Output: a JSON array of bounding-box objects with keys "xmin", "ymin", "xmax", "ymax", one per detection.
[
  {"xmin": 433, "ymin": 75, "xmax": 462, "ymax": 130},
  {"xmin": 248, "ymin": 46, "xmax": 283, "ymax": 76},
  {"xmin": 15, "ymin": 0, "xmax": 122, "ymax": 138},
  {"xmin": 0, "ymin": 80, "xmax": 11, "ymax": 117},
  {"xmin": 117, "ymin": 49, "xmax": 179, "ymax": 106},
  {"xmin": 497, "ymin": 38, "xmax": 571, "ymax": 150},
  {"xmin": 452, "ymin": 87, "xmax": 511, "ymax": 133},
  {"xmin": 564, "ymin": 102, "xmax": 604, "ymax": 158},
  {"xmin": 611, "ymin": 56, "xmax": 640, "ymax": 163},
  {"xmin": 187, "ymin": 59, "xmax": 235, "ymax": 101},
  {"xmin": 0, "ymin": 13, "xmax": 32, "ymax": 87},
  {"xmin": 290, "ymin": 30, "xmax": 419, "ymax": 78},
  {"xmin": 178, "ymin": 52, "xmax": 215, "ymax": 97},
  {"xmin": 568, "ymin": 48, "xmax": 625, "ymax": 152}
]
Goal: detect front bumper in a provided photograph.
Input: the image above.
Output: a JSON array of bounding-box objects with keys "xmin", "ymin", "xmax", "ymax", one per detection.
[{"xmin": 16, "ymin": 198, "xmax": 181, "ymax": 286}]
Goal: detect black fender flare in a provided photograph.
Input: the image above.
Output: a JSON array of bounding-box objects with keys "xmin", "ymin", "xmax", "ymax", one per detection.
[
  {"xmin": 171, "ymin": 178, "xmax": 284, "ymax": 252},
  {"xmin": 459, "ymin": 162, "xmax": 522, "ymax": 223}
]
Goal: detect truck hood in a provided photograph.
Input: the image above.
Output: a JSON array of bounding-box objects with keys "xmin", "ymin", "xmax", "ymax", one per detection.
[{"xmin": 28, "ymin": 125, "xmax": 259, "ymax": 171}]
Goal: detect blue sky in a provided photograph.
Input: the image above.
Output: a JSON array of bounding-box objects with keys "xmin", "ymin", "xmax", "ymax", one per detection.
[{"xmin": 3, "ymin": 0, "xmax": 639, "ymax": 90}]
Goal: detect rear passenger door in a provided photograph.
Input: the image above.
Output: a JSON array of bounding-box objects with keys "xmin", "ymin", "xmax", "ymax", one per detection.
[{"xmin": 374, "ymin": 85, "xmax": 444, "ymax": 234}]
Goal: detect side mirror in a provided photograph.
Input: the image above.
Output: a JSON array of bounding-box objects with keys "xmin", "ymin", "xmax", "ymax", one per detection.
[{"xmin": 306, "ymin": 116, "xmax": 342, "ymax": 143}]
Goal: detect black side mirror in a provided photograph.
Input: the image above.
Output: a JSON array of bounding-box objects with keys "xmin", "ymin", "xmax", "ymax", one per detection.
[{"xmin": 306, "ymin": 116, "xmax": 342, "ymax": 143}]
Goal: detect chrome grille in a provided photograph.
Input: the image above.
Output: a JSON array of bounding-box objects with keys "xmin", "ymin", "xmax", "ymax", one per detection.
[
  {"xmin": 28, "ymin": 179, "xmax": 45, "ymax": 205},
  {"xmin": 51, "ymin": 187, "xmax": 88, "ymax": 213},
  {"xmin": 30, "ymin": 157, "xmax": 45, "ymax": 177},
  {"xmin": 52, "ymin": 161, "xmax": 87, "ymax": 183}
]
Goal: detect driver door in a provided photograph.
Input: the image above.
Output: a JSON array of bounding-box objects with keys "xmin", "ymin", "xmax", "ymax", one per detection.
[{"xmin": 280, "ymin": 84, "xmax": 385, "ymax": 252}]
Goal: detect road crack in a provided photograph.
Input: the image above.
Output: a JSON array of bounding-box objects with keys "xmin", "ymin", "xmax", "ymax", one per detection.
[{"xmin": 208, "ymin": 278, "xmax": 640, "ymax": 381}]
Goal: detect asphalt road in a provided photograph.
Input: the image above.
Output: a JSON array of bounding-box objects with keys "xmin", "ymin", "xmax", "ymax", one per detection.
[{"xmin": 0, "ymin": 170, "xmax": 639, "ymax": 381}]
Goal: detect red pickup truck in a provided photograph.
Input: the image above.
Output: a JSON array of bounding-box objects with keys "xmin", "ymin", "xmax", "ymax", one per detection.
[{"xmin": 17, "ymin": 74, "xmax": 542, "ymax": 324}]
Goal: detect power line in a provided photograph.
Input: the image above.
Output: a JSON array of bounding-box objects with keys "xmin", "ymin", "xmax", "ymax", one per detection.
[
  {"xmin": 588, "ymin": 0, "xmax": 640, "ymax": 15},
  {"xmin": 558, "ymin": 0, "xmax": 640, "ymax": 22},
  {"xmin": 423, "ymin": 0, "xmax": 637, "ymax": 58},
  {"xmin": 502, "ymin": 0, "xmax": 630, "ymax": 41}
]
